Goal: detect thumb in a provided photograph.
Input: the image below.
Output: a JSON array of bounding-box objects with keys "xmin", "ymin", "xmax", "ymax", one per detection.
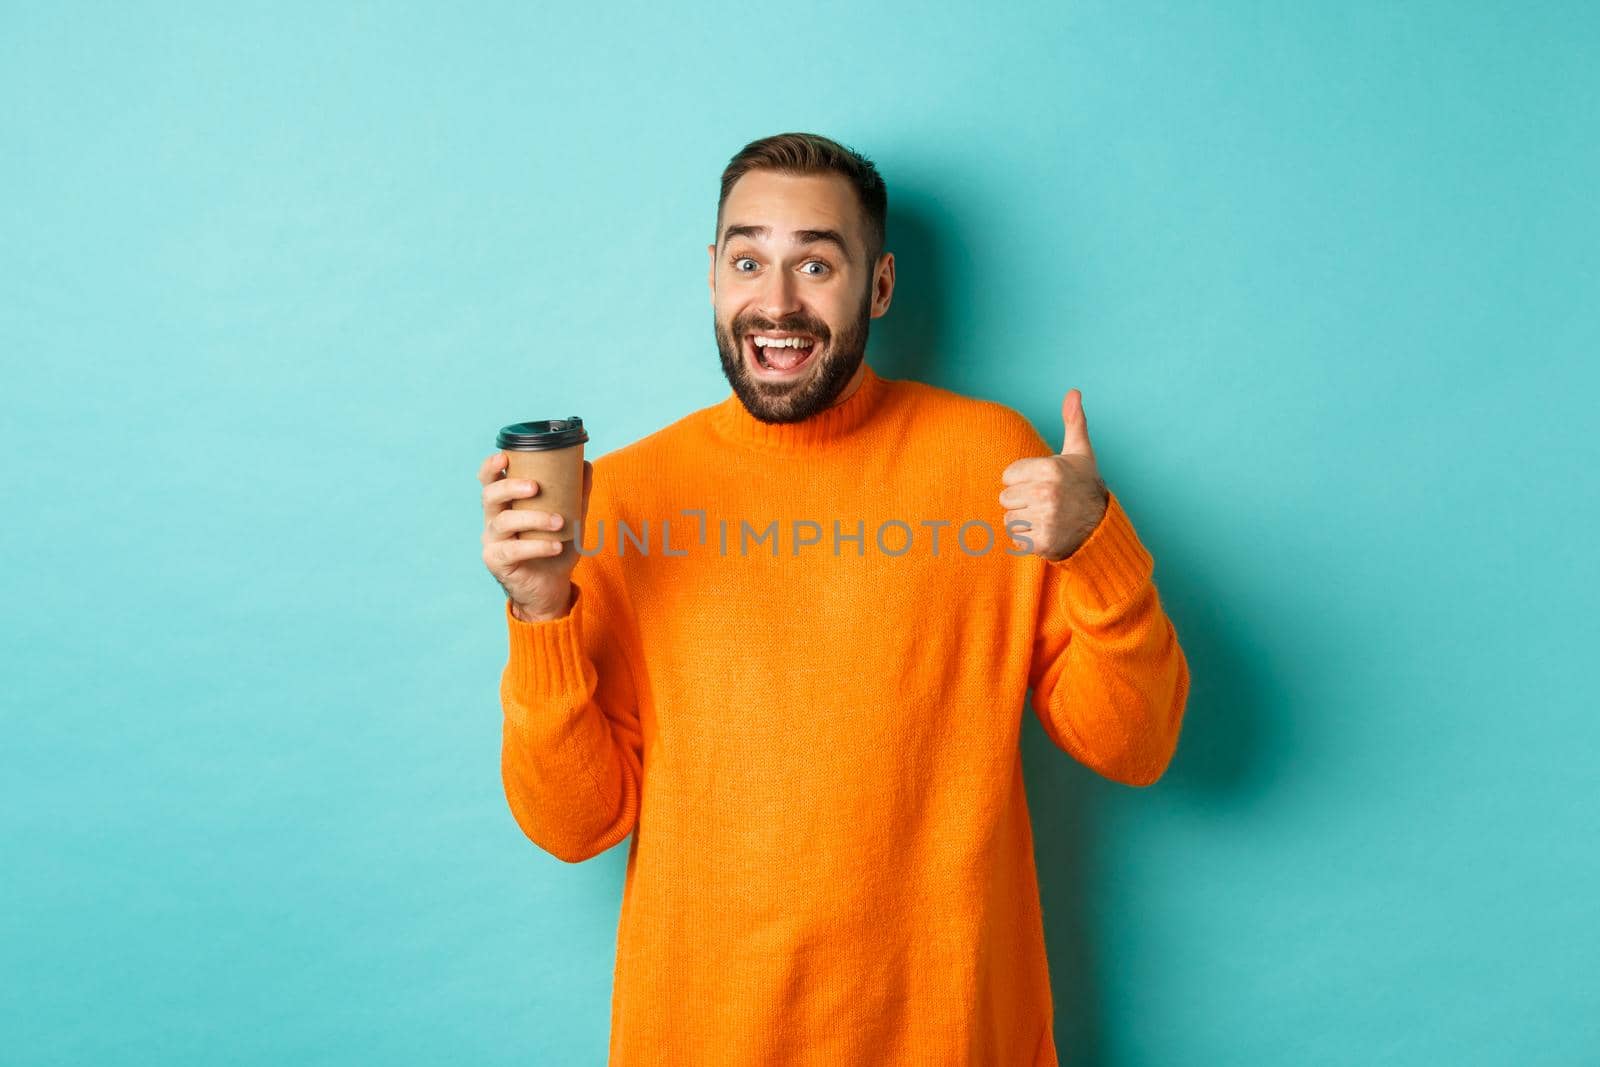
[{"xmin": 1060, "ymin": 389, "xmax": 1094, "ymax": 458}]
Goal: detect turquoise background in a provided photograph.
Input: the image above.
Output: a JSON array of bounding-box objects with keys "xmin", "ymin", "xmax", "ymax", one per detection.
[{"xmin": 4, "ymin": 2, "xmax": 1596, "ymax": 1064}]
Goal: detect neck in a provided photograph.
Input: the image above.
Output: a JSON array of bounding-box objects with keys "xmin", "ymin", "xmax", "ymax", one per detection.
[
  {"xmin": 708, "ymin": 360, "xmax": 887, "ymax": 454},
  {"xmin": 828, "ymin": 362, "xmax": 866, "ymax": 409}
]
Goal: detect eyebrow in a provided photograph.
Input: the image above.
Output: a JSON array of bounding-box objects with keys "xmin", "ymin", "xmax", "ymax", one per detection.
[{"xmin": 720, "ymin": 224, "xmax": 852, "ymax": 261}]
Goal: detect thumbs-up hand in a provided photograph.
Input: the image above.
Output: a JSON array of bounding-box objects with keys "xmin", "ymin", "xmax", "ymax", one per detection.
[{"xmin": 998, "ymin": 389, "xmax": 1110, "ymax": 561}]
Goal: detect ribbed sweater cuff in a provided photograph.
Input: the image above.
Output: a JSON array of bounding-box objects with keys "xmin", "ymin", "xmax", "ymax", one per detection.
[
  {"xmin": 1045, "ymin": 490, "xmax": 1155, "ymax": 612},
  {"xmin": 503, "ymin": 586, "xmax": 588, "ymax": 699}
]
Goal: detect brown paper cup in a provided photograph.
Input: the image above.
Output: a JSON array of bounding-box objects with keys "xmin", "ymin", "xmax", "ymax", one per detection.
[
  {"xmin": 496, "ymin": 417, "xmax": 589, "ymax": 543},
  {"xmin": 504, "ymin": 443, "xmax": 585, "ymax": 542}
]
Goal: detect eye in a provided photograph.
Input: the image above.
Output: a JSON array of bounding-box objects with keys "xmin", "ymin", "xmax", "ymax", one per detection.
[
  {"xmin": 801, "ymin": 261, "xmax": 830, "ymax": 276},
  {"xmin": 732, "ymin": 256, "xmax": 758, "ymax": 272}
]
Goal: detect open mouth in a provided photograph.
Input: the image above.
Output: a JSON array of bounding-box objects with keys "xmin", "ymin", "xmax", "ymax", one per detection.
[{"xmin": 745, "ymin": 332, "xmax": 821, "ymax": 377}]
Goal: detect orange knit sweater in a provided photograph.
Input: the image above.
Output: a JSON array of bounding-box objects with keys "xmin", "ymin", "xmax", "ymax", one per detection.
[{"xmin": 499, "ymin": 363, "xmax": 1189, "ymax": 1066}]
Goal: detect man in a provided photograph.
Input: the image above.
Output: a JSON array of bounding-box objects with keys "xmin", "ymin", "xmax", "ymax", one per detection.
[{"xmin": 478, "ymin": 132, "xmax": 1189, "ymax": 1066}]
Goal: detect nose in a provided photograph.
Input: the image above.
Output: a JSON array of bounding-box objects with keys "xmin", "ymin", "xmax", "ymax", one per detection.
[{"xmin": 757, "ymin": 265, "xmax": 802, "ymax": 322}]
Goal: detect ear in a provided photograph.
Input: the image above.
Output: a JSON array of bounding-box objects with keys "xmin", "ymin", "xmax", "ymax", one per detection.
[{"xmin": 870, "ymin": 251, "xmax": 895, "ymax": 318}]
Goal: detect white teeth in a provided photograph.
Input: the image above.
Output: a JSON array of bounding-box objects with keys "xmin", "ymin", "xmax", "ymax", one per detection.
[{"xmin": 753, "ymin": 336, "xmax": 815, "ymax": 348}]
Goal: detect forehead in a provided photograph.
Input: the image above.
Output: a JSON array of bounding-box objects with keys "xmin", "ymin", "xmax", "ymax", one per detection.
[{"xmin": 721, "ymin": 170, "xmax": 861, "ymax": 245}]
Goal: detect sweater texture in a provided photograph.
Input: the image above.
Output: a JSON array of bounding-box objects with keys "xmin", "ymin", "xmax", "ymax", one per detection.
[{"xmin": 499, "ymin": 363, "xmax": 1190, "ymax": 1065}]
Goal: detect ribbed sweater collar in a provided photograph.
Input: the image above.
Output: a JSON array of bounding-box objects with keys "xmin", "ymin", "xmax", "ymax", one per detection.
[{"xmin": 706, "ymin": 362, "xmax": 888, "ymax": 455}]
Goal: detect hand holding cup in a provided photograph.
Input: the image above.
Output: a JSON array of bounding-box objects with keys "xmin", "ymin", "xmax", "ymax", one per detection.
[{"xmin": 480, "ymin": 417, "xmax": 592, "ymax": 622}]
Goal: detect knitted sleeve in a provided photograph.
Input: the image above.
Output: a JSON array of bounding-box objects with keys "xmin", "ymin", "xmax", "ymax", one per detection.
[
  {"xmin": 1025, "ymin": 488, "xmax": 1190, "ymax": 785},
  {"xmin": 1000, "ymin": 409, "xmax": 1190, "ymax": 786},
  {"xmin": 498, "ymin": 541, "xmax": 644, "ymax": 863}
]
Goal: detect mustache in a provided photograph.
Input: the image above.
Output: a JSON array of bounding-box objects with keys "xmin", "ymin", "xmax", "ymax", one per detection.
[{"xmin": 736, "ymin": 318, "xmax": 829, "ymax": 338}]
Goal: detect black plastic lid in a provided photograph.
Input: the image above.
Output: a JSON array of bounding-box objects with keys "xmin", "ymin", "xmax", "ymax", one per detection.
[{"xmin": 497, "ymin": 416, "xmax": 588, "ymax": 451}]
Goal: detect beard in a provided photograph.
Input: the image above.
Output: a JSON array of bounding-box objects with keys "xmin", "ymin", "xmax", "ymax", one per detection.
[{"xmin": 714, "ymin": 286, "xmax": 872, "ymax": 424}]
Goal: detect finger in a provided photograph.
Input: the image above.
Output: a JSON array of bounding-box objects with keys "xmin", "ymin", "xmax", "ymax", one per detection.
[
  {"xmin": 482, "ymin": 477, "xmax": 540, "ymax": 518},
  {"xmin": 490, "ymin": 507, "xmax": 565, "ymax": 538},
  {"xmin": 1003, "ymin": 513, "xmax": 1036, "ymax": 548},
  {"xmin": 998, "ymin": 481, "xmax": 1050, "ymax": 508},
  {"xmin": 478, "ymin": 452, "xmax": 509, "ymax": 486},
  {"xmin": 1060, "ymin": 390, "xmax": 1095, "ymax": 460},
  {"xmin": 486, "ymin": 536, "xmax": 566, "ymax": 569},
  {"xmin": 1000, "ymin": 456, "xmax": 1056, "ymax": 486}
]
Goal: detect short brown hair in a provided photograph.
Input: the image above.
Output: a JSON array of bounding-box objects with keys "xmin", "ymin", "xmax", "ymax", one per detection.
[{"xmin": 716, "ymin": 132, "xmax": 888, "ymax": 267}]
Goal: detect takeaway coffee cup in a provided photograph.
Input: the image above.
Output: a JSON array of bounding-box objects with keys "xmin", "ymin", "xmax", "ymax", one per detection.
[{"xmin": 496, "ymin": 417, "xmax": 588, "ymax": 543}]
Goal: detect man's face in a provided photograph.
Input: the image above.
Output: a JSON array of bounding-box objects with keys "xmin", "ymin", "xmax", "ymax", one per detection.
[{"xmin": 708, "ymin": 170, "xmax": 893, "ymax": 423}]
